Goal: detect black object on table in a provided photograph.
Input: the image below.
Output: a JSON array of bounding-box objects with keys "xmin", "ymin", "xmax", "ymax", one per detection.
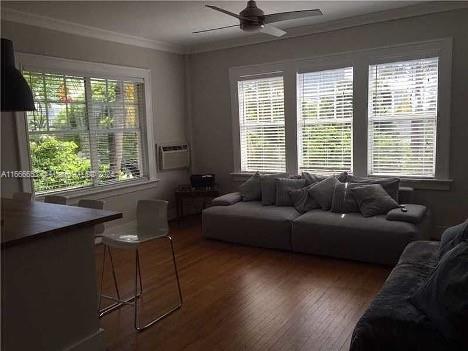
[{"xmin": 175, "ymin": 185, "xmax": 219, "ymax": 221}]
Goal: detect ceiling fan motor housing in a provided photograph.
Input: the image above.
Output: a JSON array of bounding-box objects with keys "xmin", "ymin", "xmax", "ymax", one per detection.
[{"xmin": 240, "ymin": 0, "xmax": 265, "ymax": 31}]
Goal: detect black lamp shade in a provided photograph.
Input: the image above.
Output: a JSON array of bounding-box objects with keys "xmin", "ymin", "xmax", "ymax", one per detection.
[{"xmin": 1, "ymin": 38, "xmax": 35, "ymax": 112}]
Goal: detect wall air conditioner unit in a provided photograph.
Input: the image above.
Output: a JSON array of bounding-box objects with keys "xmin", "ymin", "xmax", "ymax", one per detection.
[{"xmin": 159, "ymin": 143, "xmax": 190, "ymax": 170}]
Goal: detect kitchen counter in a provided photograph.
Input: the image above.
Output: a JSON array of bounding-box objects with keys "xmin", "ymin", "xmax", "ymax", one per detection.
[
  {"xmin": 1, "ymin": 198, "xmax": 121, "ymax": 247},
  {"xmin": 1, "ymin": 198, "xmax": 122, "ymax": 351}
]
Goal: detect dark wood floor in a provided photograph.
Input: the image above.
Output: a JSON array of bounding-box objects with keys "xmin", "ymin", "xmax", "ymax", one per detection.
[{"xmin": 97, "ymin": 216, "xmax": 390, "ymax": 351}]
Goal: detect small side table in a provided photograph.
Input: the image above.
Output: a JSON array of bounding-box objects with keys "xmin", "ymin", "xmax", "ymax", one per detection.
[{"xmin": 175, "ymin": 185, "xmax": 219, "ymax": 221}]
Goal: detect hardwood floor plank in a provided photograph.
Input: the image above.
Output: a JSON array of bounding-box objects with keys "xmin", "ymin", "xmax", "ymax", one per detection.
[{"xmin": 98, "ymin": 216, "xmax": 390, "ymax": 351}]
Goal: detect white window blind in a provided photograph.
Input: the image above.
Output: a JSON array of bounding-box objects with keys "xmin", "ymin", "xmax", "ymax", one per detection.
[
  {"xmin": 238, "ymin": 76, "xmax": 286, "ymax": 172},
  {"xmin": 298, "ymin": 67, "xmax": 353, "ymax": 174},
  {"xmin": 23, "ymin": 70, "xmax": 146, "ymax": 194},
  {"xmin": 368, "ymin": 57, "xmax": 438, "ymax": 177}
]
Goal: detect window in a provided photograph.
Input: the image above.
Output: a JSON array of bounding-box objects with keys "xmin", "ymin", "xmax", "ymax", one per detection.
[
  {"xmin": 298, "ymin": 67, "xmax": 353, "ymax": 174},
  {"xmin": 230, "ymin": 39, "xmax": 451, "ymax": 186},
  {"xmin": 23, "ymin": 69, "xmax": 147, "ymax": 194},
  {"xmin": 368, "ymin": 57, "xmax": 438, "ymax": 177},
  {"xmin": 238, "ymin": 76, "xmax": 286, "ymax": 172}
]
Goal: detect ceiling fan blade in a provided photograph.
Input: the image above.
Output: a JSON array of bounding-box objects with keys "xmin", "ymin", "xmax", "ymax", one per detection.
[
  {"xmin": 264, "ymin": 9, "xmax": 323, "ymax": 24},
  {"xmin": 193, "ymin": 24, "xmax": 239, "ymax": 34},
  {"xmin": 259, "ymin": 24, "xmax": 286, "ymax": 37},
  {"xmin": 205, "ymin": 5, "xmax": 242, "ymax": 19},
  {"xmin": 205, "ymin": 5, "xmax": 255, "ymax": 22}
]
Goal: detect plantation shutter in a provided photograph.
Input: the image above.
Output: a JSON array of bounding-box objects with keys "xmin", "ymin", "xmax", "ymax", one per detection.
[
  {"xmin": 238, "ymin": 76, "xmax": 286, "ymax": 172},
  {"xmin": 23, "ymin": 69, "xmax": 146, "ymax": 194},
  {"xmin": 368, "ymin": 57, "xmax": 438, "ymax": 177},
  {"xmin": 297, "ymin": 67, "xmax": 353, "ymax": 174}
]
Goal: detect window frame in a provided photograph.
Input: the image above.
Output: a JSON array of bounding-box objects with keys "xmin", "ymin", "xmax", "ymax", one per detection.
[
  {"xmin": 229, "ymin": 38, "xmax": 452, "ymax": 189},
  {"xmin": 237, "ymin": 74, "xmax": 286, "ymax": 173},
  {"xmin": 297, "ymin": 66, "xmax": 354, "ymax": 175},
  {"xmin": 15, "ymin": 53, "xmax": 158, "ymax": 198},
  {"xmin": 367, "ymin": 57, "xmax": 439, "ymax": 178}
]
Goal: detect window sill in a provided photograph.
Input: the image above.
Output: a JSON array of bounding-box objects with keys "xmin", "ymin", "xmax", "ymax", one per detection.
[
  {"xmin": 398, "ymin": 177, "xmax": 452, "ymax": 191},
  {"xmin": 230, "ymin": 172, "xmax": 452, "ymax": 191},
  {"xmin": 35, "ymin": 178, "xmax": 160, "ymax": 202}
]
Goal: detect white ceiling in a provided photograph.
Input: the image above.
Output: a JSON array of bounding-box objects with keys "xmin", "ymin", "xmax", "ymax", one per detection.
[{"xmin": 1, "ymin": 1, "xmax": 461, "ymax": 53}]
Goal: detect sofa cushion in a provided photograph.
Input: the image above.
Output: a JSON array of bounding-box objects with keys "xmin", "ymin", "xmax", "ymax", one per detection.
[
  {"xmin": 386, "ymin": 204, "xmax": 427, "ymax": 224},
  {"xmin": 291, "ymin": 210, "xmax": 420, "ymax": 265},
  {"xmin": 275, "ymin": 178, "xmax": 306, "ymax": 206},
  {"xmin": 350, "ymin": 257, "xmax": 456, "ymax": 351},
  {"xmin": 439, "ymin": 219, "xmax": 468, "ymax": 259},
  {"xmin": 239, "ymin": 172, "xmax": 261, "ymax": 201},
  {"xmin": 211, "ymin": 192, "xmax": 242, "ymax": 206},
  {"xmin": 411, "ymin": 242, "xmax": 468, "ymax": 348},
  {"xmin": 346, "ymin": 175, "xmax": 400, "ymax": 202},
  {"xmin": 302, "ymin": 171, "xmax": 347, "ymax": 186},
  {"xmin": 260, "ymin": 173, "xmax": 288, "ymax": 205},
  {"xmin": 330, "ymin": 182, "xmax": 361, "ymax": 213},
  {"xmin": 397, "ymin": 240, "xmax": 440, "ymax": 268},
  {"xmin": 289, "ymin": 185, "xmax": 319, "ymax": 214},
  {"xmin": 398, "ymin": 186, "xmax": 414, "ymax": 204},
  {"xmin": 202, "ymin": 201, "xmax": 300, "ymax": 250},
  {"xmin": 301, "ymin": 172, "xmax": 326, "ymax": 186},
  {"xmin": 350, "ymin": 184, "xmax": 399, "ymax": 217},
  {"xmin": 308, "ymin": 176, "xmax": 339, "ymax": 211}
]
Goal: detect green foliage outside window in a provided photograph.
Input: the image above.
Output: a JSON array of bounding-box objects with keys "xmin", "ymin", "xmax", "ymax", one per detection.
[
  {"xmin": 24, "ymin": 70, "xmax": 143, "ymax": 193},
  {"xmin": 30, "ymin": 136, "xmax": 92, "ymax": 191}
]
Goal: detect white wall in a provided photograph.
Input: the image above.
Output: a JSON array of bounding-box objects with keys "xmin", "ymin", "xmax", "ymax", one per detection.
[
  {"xmin": 0, "ymin": 20, "xmax": 189, "ymax": 224},
  {"xmin": 2, "ymin": 9, "xmax": 468, "ymax": 236},
  {"xmin": 188, "ymin": 9, "xmax": 468, "ymax": 238}
]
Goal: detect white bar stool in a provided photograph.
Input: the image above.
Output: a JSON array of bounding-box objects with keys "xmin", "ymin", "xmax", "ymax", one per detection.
[{"xmin": 98, "ymin": 200, "xmax": 183, "ymax": 331}]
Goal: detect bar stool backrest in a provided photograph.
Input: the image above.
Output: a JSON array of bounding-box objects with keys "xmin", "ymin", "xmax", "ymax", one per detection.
[
  {"xmin": 12, "ymin": 192, "xmax": 33, "ymax": 202},
  {"xmin": 44, "ymin": 195, "xmax": 67, "ymax": 205},
  {"xmin": 137, "ymin": 200, "xmax": 169, "ymax": 238},
  {"xmin": 78, "ymin": 199, "xmax": 106, "ymax": 235}
]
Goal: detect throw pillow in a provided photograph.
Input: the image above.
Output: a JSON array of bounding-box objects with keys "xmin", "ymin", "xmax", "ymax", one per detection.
[
  {"xmin": 410, "ymin": 242, "xmax": 468, "ymax": 348},
  {"xmin": 335, "ymin": 171, "xmax": 348, "ymax": 183},
  {"xmin": 239, "ymin": 172, "xmax": 261, "ymax": 201},
  {"xmin": 439, "ymin": 219, "xmax": 468, "ymax": 259},
  {"xmin": 289, "ymin": 185, "xmax": 320, "ymax": 213},
  {"xmin": 307, "ymin": 176, "xmax": 339, "ymax": 211},
  {"xmin": 301, "ymin": 171, "xmax": 347, "ymax": 186},
  {"xmin": 275, "ymin": 178, "xmax": 306, "ymax": 206},
  {"xmin": 349, "ymin": 184, "xmax": 399, "ymax": 217},
  {"xmin": 330, "ymin": 182, "xmax": 361, "ymax": 213},
  {"xmin": 260, "ymin": 173, "xmax": 288, "ymax": 206},
  {"xmin": 346, "ymin": 175, "xmax": 400, "ymax": 202},
  {"xmin": 301, "ymin": 172, "xmax": 326, "ymax": 186}
]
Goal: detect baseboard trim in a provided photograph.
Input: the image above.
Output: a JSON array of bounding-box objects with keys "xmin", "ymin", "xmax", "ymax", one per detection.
[{"xmin": 63, "ymin": 328, "xmax": 105, "ymax": 351}]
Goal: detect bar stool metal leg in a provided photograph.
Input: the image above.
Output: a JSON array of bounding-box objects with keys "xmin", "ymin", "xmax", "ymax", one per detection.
[
  {"xmin": 97, "ymin": 244, "xmax": 107, "ymax": 312},
  {"xmin": 168, "ymin": 235, "xmax": 183, "ymax": 305},
  {"xmin": 133, "ymin": 236, "xmax": 183, "ymax": 331},
  {"xmin": 98, "ymin": 236, "xmax": 183, "ymax": 331},
  {"xmin": 108, "ymin": 246, "xmax": 121, "ymax": 300},
  {"xmin": 99, "ymin": 245, "xmax": 141, "ymax": 318}
]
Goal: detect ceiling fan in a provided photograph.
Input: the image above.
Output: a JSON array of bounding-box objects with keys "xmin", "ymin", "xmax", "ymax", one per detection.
[{"xmin": 193, "ymin": 0, "xmax": 323, "ymax": 37}]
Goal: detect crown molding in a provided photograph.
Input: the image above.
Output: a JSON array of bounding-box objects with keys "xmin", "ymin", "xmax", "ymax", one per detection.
[
  {"xmin": 2, "ymin": 2, "xmax": 467, "ymax": 56},
  {"xmin": 1, "ymin": 7, "xmax": 186, "ymax": 54},
  {"xmin": 187, "ymin": 2, "xmax": 468, "ymax": 54}
]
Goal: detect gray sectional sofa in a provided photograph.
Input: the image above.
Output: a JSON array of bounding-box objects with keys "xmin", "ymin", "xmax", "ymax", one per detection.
[
  {"xmin": 350, "ymin": 240, "xmax": 451, "ymax": 350},
  {"xmin": 202, "ymin": 187, "xmax": 430, "ymax": 265},
  {"xmin": 350, "ymin": 220, "xmax": 468, "ymax": 350}
]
